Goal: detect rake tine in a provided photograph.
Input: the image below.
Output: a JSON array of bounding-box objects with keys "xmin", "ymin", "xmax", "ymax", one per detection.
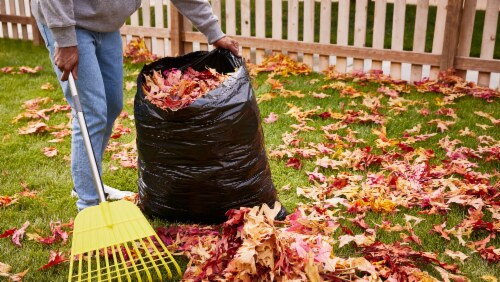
[
  {"xmin": 78, "ymin": 253, "xmax": 83, "ymax": 282},
  {"xmin": 68, "ymin": 253, "xmax": 75, "ymax": 282},
  {"xmin": 155, "ymin": 234, "xmax": 182, "ymax": 275},
  {"xmin": 87, "ymin": 251, "xmax": 92, "ymax": 282},
  {"xmin": 103, "ymin": 247, "xmax": 112, "ymax": 282},
  {"xmin": 96, "ymin": 249, "xmax": 102, "ymax": 282},
  {"xmin": 122, "ymin": 242, "xmax": 142, "ymax": 282},
  {"xmin": 137, "ymin": 237, "xmax": 162, "ymax": 280},
  {"xmin": 146, "ymin": 236, "xmax": 172, "ymax": 279},
  {"xmin": 110, "ymin": 245, "xmax": 123, "ymax": 282},
  {"xmin": 129, "ymin": 239, "xmax": 153, "ymax": 281},
  {"xmin": 116, "ymin": 244, "xmax": 132, "ymax": 282}
]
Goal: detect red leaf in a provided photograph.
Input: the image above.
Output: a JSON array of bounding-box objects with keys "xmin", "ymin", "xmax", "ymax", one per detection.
[
  {"xmin": 0, "ymin": 228, "xmax": 17, "ymax": 238},
  {"xmin": 286, "ymin": 158, "xmax": 302, "ymax": 170},
  {"xmin": 38, "ymin": 251, "xmax": 68, "ymax": 270},
  {"xmin": 12, "ymin": 221, "xmax": 30, "ymax": 247}
]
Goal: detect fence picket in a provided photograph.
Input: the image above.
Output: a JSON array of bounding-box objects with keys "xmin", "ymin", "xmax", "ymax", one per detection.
[
  {"xmin": 390, "ymin": 0, "xmax": 406, "ymax": 79},
  {"xmin": 255, "ymin": 0, "xmax": 266, "ymax": 63},
  {"xmin": 0, "ymin": 0, "xmax": 7, "ymax": 38},
  {"xmin": 8, "ymin": 0, "xmax": 18, "ymax": 39},
  {"xmin": 272, "ymin": 0, "xmax": 282, "ymax": 53},
  {"xmin": 287, "ymin": 0, "xmax": 299, "ymax": 60},
  {"xmin": 241, "ymin": 0, "xmax": 251, "ymax": 59},
  {"xmin": 430, "ymin": 0, "xmax": 447, "ymax": 79},
  {"xmin": 478, "ymin": 0, "xmax": 500, "ymax": 87},
  {"xmin": 319, "ymin": 0, "xmax": 332, "ymax": 71},
  {"xmin": 141, "ymin": 0, "xmax": 152, "ymax": 52},
  {"xmin": 456, "ymin": 0, "xmax": 477, "ymax": 78},
  {"xmin": 303, "ymin": 0, "xmax": 315, "ymax": 67},
  {"xmin": 336, "ymin": 0, "xmax": 350, "ymax": 73},
  {"xmin": 225, "ymin": 0, "xmax": 236, "ymax": 35},
  {"xmin": 353, "ymin": 0, "xmax": 368, "ymax": 71},
  {"xmin": 153, "ymin": 0, "xmax": 165, "ymax": 57},
  {"xmin": 411, "ymin": 0, "xmax": 429, "ymax": 83},
  {"xmin": 211, "ymin": 0, "xmax": 221, "ymax": 22},
  {"xmin": 372, "ymin": 0, "xmax": 387, "ymax": 71},
  {"xmin": 18, "ymin": 0, "xmax": 28, "ymax": 40}
]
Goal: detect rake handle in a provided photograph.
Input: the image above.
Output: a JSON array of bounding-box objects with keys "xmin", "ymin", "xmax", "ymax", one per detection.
[{"xmin": 68, "ymin": 74, "xmax": 108, "ymax": 203}]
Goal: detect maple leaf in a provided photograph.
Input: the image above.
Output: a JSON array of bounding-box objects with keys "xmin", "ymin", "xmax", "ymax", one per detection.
[
  {"xmin": 40, "ymin": 82, "xmax": 54, "ymax": 90},
  {"xmin": 42, "ymin": 147, "xmax": 58, "ymax": 158},
  {"xmin": 7, "ymin": 268, "xmax": 29, "ymax": 282},
  {"xmin": 263, "ymin": 112, "xmax": 279, "ymax": 124},
  {"xmin": 444, "ymin": 249, "xmax": 469, "ymax": 263},
  {"xmin": 18, "ymin": 121, "xmax": 49, "ymax": 135},
  {"xmin": 1, "ymin": 66, "xmax": 13, "ymax": 73},
  {"xmin": 0, "ymin": 229, "xmax": 17, "ymax": 238},
  {"xmin": 19, "ymin": 180, "xmax": 37, "ymax": 198},
  {"xmin": 12, "ymin": 221, "xmax": 30, "ymax": 247},
  {"xmin": 0, "ymin": 196, "xmax": 18, "ymax": 207},
  {"xmin": 310, "ymin": 92, "xmax": 329, "ymax": 99},
  {"xmin": 38, "ymin": 251, "xmax": 68, "ymax": 270},
  {"xmin": 428, "ymin": 119, "xmax": 456, "ymax": 132},
  {"xmin": 18, "ymin": 66, "xmax": 42, "ymax": 74},
  {"xmin": 286, "ymin": 158, "xmax": 302, "ymax": 170}
]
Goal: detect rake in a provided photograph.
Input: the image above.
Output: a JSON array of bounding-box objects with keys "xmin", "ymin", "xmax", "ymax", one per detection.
[{"xmin": 67, "ymin": 74, "xmax": 181, "ymax": 281}]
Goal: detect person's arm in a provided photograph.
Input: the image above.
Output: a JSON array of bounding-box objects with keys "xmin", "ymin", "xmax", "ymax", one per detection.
[
  {"xmin": 170, "ymin": 0, "xmax": 239, "ymax": 56},
  {"xmin": 39, "ymin": 0, "xmax": 78, "ymax": 80}
]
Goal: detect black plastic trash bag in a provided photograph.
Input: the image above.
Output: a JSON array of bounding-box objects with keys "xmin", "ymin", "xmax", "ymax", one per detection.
[{"xmin": 134, "ymin": 49, "xmax": 286, "ymax": 224}]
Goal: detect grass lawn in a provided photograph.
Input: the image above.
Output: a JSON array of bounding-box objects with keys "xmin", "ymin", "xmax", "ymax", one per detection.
[{"xmin": 1, "ymin": 38, "xmax": 499, "ymax": 281}]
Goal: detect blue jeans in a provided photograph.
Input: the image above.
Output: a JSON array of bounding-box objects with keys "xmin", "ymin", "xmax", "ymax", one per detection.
[{"xmin": 37, "ymin": 23, "xmax": 124, "ymax": 210}]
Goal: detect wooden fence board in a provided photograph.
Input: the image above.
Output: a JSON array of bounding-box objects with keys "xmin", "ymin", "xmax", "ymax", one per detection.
[
  {"xmin": 225, "ymin": 0, "xmax": 236, "ymax": 35},
  {"xmin": 478, "ymin": 0, "xmax": 500, "ymax": 87},
  {"xmin": 390, "ymin": 0, "xmax": 406, "ymax": 79},
  {"xmin": 372, "ymin": 0, "xmax": 387, "ymax": 71},
  {"xmin": 211, "ymin": 0, "xmax": 221, "ymax": 21},
  {"xmin": 440, "ymin": 0, "xmax": 463, "ymax": 70},
  {"xmin": 456, "ymin": 0, "xmax": 477, "ymax": 78},
  {"xmin": 9, "ymin": 0, "xmax": 18, "ymax": 39},
  {"xmin": 255, "ymin": 0, "xmax": 266, "ymax": 63},
  {"xmin": 0, "ymin": 0, "xmax": 7, "ymax": 38},
  {"xmin": 411, "ymin": 0, "xmax": 429, "ymax": 82},
  {"xmin": 353, "ymin": 0, "xmax": 368, "ymax": 71},
  {"xmin": 183, "ymin": 31, "xmax": 441, "ymax": 65},
  {"xmin": 18, "ymin": 0, "xmax": 28, "ymax": 40},
  {"xmin": 430, "ymin": 0, "xmax": 447, "ymax": 79},
  {"xmin": 272, "ymin": 0, "xmax": 282, "ymax": 53},
  {"xmin": 303, "ymin": 0, "xmax": 315, "ymax": 66},
  {"xmin": 141, "ymin": 0, "xmax": 152, "ymax": 52},
  {"xmin": 287, "ymin": 0, "xmax": 299, "ymax": 60},
  {"xmin": 319, "ymin": 0, "xmax": 332, "ymax": 71},
  {"xmin": 336, "ymin": 0, "xmax": 350, "ymax": 73},
  {"xmin": 241, "ymin": 0, "xmax": 251, "ymax": 59},
  {"xmin": 154, "ymin": 0, "xmax": 165, "ymax": 57}
]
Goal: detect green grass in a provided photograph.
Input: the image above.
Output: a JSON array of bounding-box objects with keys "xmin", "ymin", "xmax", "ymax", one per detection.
[{"xmin": 1, "ymin": 38, "xmax": 499, "ymax": 281}]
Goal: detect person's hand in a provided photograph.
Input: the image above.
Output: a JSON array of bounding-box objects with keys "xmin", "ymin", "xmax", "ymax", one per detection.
[
  {"xmin": 54, "ymin": 46, "xmax": 79, "ymax": 81},
  {"xmin": 213, "ymin": 36, "xmax": 240, "ymax": 57}
]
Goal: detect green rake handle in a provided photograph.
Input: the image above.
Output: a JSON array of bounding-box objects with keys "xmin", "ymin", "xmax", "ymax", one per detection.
[{"xmin": 68, "ymin": 74, "xmax": 108, "ymax": 203}]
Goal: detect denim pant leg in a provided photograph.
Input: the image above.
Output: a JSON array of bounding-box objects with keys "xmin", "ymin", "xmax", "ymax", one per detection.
[
  {"xmin": 36, "ymin": 23, "xmax": 119, "ymax": 210},
  {"xmin": 95, "ymin": 31, "xmax": 124, "ymax": 154}
]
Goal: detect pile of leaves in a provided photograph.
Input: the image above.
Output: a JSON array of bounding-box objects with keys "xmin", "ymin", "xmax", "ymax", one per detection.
[
  {"xmin": 142, "ymin": 67, "xmax": 229, "ymax": 111},
  {"xmin": 123, "ymin": 38, "xmax": 158, "ymax": 64}
]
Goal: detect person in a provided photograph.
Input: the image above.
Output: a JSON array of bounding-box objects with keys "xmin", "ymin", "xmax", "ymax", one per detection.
[{"xmin": 31, "ymin": 0, "xmax": 239, "ymax": 211}]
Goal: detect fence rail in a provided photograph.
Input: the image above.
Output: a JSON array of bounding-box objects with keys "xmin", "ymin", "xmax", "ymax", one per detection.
[{"xmin": 1, "ymin": 0, "xmax": 499, "ymax": 88}]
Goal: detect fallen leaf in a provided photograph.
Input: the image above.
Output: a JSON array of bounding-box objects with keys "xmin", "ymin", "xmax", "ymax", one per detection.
[
  {"xmin": 264, "ymin": 112, "xmax": 279, "ymax": 124},
  {"xmin": 444, "ymin": 249, "xmax": 469, "ymax": 263},
  {"xmin": 12, "ymin": 221, "xmax": 30, "ymax": 247},
  {"xmin": 40, "ymin": 82, "xmax": 54, "ymax": 90},
  {"xmin": 38, "ymin": 251, "xmax": 68, "ymax": 270},
  {"xmin": 42, "ymin": 147, "xmax": 58, "ymax": 158}
]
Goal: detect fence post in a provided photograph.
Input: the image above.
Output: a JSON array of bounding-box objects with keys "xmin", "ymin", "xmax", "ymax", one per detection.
[
  {"xmin": 30, "ymin": 16, "xmax": 43, "ymax": 45},
  {"xmin": 170, "ymin": 5, "xmax": 184, "ymax": 56},
  {"xmin": 439, "ymin": 0, "xmax": 464, "ymax": 71}
]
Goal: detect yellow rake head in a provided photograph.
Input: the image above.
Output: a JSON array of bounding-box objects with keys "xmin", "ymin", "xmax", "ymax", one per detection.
[{"xmin": 68, "ymin": 200, "xmax": 181, "ymax": 282}]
